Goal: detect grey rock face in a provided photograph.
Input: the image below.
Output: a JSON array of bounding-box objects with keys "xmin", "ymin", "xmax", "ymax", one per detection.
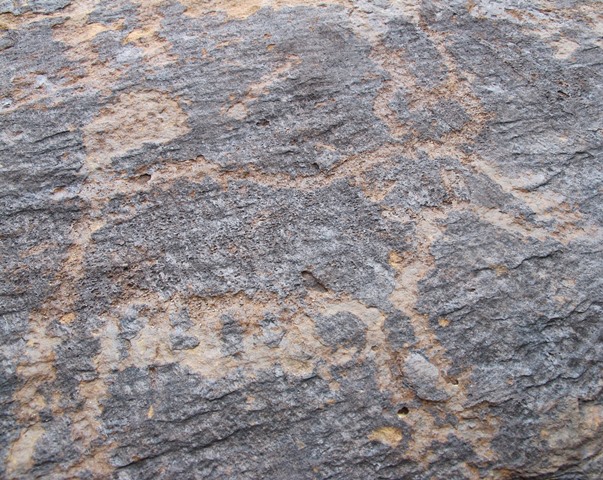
[
  {"xmin": 1, "ymin": 1, "xmax": 602, "ymax": 479},
  {"xmin": 0, "ymin": 0, "xmax": 70, "ymax": 15}
]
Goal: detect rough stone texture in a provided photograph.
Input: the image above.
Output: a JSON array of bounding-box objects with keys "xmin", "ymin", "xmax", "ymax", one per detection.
[{"xmin": 0, "ymin": 1, "xmax": 602, "ymax": 479}]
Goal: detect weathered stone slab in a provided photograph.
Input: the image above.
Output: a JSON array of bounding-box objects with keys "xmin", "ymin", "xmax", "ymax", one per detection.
[{"xmin": 1, "ymin": 1, "xmax": 601, "ymax": 478}]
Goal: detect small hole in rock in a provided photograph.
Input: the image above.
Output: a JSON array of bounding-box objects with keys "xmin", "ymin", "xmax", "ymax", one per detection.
[
  {"xmin": 135, "ymin": 173, "xmax": 152, "ymax": 184},
  {"xmin": 397, "ymin": 407, "xmax": 409, "ymax": 417},
  {"xmin": 256, "ymin": 119, "xmax": 270, "ymax": 127},
  {"xmin": 371, "ymin": 345, "xmax": 378, "ymax": 351}
]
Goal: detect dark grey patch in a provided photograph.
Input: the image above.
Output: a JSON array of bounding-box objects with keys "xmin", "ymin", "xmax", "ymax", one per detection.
[
  {"xmin": 116, "ymin": 307, "xmax": 147, "ymax": 360},
  {"xmin": 418, "ymin": 211, "xmax": 602, "ymax": 472},
  {"xmin": 424, "ymin": 435, "xmax": 477, "ymax": 480},
  {"xmin": 92, "ymin": 28, "xmax": 143, "ymax": 69},
  {"xmin": 315, "ymin": 312, "xmax": 367, "ymax": 350},
  {"xmin": 100, "ymin": 361, "xmax": 421, "ymax": 479},
  {"xmin": 491, "ymin": 393, "xmax": 603, "ymax": 477},
  {"xmin": 81, "ymin": 180, "xmax": 411, "ymax": 311},
  {"xmin": 119, "ymin": 308, "xmax": 146, "ymax": 340},
  {"xmin": 383, "ymin": 18, "xmax": 448, "ymax": 87},
  {"xmin": 170, "ymin": 333, "xmax": 200, "ymax": 351},
  {"xmin": 381, "ymin": 154, "xmax": 449, "ymax": 211},
  {"xmin": 88, "ymin": 0, "xmax": 138, "ymax": 26},
  {"xmin": 0, "ymin": 312, "xmax": 28, "ymax": 477},
  {"xmin": 0, "ymin": 0, "xmax": 70, "ymax": 15},
  {"xmin": 391, "ymin": 95, "xmax": 470, "ymax": 141},
  {"xmin": 384, "ymin": 311, "xmax": 415, "ymax": 350},
  {"xmin": 169, "ymin": 308, "xmax": 192, "ymax": 330},
  {"xmin": 371, "ymin": 154, "xmax": 531, "ymax": 217},
  {"xmin": 30, "ymin": 416, "xmax": 79, "ymax": 479},
  {"xmin": 258, "ymin": 314, "xmax": 285, "ymax": 349},
  {"xmin": 170, "ymin": 307, "xmax": 199, "ymax": 351},
  {"xmin": 443, "ymin": 12, "xmax": 603, "ymax": 227},
  {"xmin": 221, "ymin": 314, "xmax": 243, "ymax": 356},
  {"xmin": 55, "ymin": 336, "xmax": 100, "ymax": 386}
]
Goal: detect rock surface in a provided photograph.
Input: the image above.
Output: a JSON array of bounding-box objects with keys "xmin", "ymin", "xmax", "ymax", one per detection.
[{"xmin": 1, "ymin": 1, "xmax": 602, "ymax": 478}]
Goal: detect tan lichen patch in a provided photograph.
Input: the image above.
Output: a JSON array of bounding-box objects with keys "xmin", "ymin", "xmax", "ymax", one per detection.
[
  {"xmin": 369, "ymin": 426, "xmax": 403, "ymax": 447},
  {"xmin": 225, "ymin": 102, "xmax": 249, "ymax": 120},
  {"xmin": 13, "ymin": 313, "xmax": 61, "ymax": 425},
  {"xmin": 490, "ymin": 264, "xmax": 509, "ymax": 277},
  {"xmin": 438, "ymin": 317, "xmax": 450, "ymax": 327},
  {"xmin": 83, "ymin": 90, "xmax": 190, "ymax": 170},
  {"xmin": 6, "ymin": 424, "xmax": 45, "ymax": 479},
  {"xmin": 105, "ymin": 289, "xmax": 367, "ymax": 381},
  {"xmin": 472, "ymin": 206, "xmax": 551, "ymax": 243},
  {"xmin": 59, "ymin": 312, "xmax": 76, "ymax": 324},
  {"xmin": 62, "ymin": 378, "xmax": 115, "ymax": 479},
  {"xmin": 76, "ymin": 282, "xmax": 397, "ymax": 421},
  {"xmin": 18, "ymin": 242, "xmax": 54, "ymax": 258},
  {"xmin": 388, "ymin": 210, "xmax": 445, "ymax": 364},
  {"xmin": 65, "ymin": 21, "xmax": 112, "ymax": 43},
  {"xmin": 100, "ymin": 141, "xmax": 399, "ymax": 198},
  {"xmin": 123, "ymin": 1, "xmax": 178, "ymax": 66},
  {"xmin": 387, "ymin": 208, "xmax": 457, "ymax": 393},
  {"xmin": 550, "ymin": 37, "xmax": 580, "ymax": 59},
  {"xmin": 47, "ymin": 1, "xmax": 125, "ymax": 97}
]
